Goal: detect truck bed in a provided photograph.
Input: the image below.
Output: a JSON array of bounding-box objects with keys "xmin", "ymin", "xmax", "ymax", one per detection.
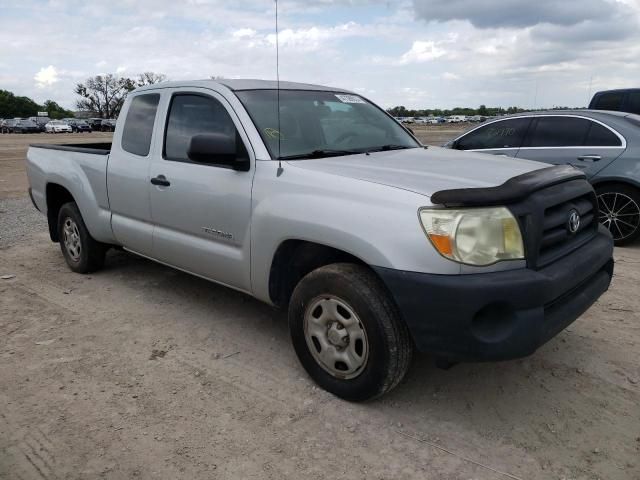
[{"xmin": 29, "ymin": 142, "xmax": 111, "ymax": 155}]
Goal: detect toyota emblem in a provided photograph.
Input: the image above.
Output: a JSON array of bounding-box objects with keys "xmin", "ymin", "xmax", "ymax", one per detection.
[{"xmin": 567, "ymin": 209, "xmax": 581, "ymax": 234}]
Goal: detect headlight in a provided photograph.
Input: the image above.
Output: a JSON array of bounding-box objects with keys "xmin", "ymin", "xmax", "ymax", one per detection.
[{"xmin": 419, "ymin": 207, "xmax": 524, "ymax": 266}]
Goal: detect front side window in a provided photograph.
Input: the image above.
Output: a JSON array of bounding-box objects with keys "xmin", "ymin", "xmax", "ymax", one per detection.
[
  {"xmin": 235, "ymin": 90, "xmax": 419, "ymax": 159},
  {"xmin": 121, "ymin": 93, "xmax": 160, "ymax": 156},
  {"xmin": 455, "ymin": 118, "xmax": 531, "ymax": 150},
  {"xmin": 526, "ymin": 117, "xmax": 590, "ymax": 147},
  {"xmin": 164, "ymin": 94, "xmax": 237, "ymax": 162},
  {"xmin": 594, "ymin": 92, "xmax": 624, "ymax": 111}
]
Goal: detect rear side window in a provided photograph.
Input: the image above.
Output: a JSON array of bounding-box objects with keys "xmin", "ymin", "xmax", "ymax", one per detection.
[
  {"xmin": 585, "ymin": 121, "xmax": 622, "ymax": 147},
  {"xmin": 627, "ymin": 92, "xmax": 640, "ymax": 115},
  {"xmin": 121, "ymin": 94, "xmax": 160, "ymax": 156},
  {"xmin": 593, "ymin": 92, "xmax": 624, "ymax": 111},
  {"xmin": 164, "ymin": 94, "xmax": 237, "ymax": 162},
  {"xmin": 526, "ymin": 117, "xmax": 590, "ymax": 147},
  {"xmin": 456, "ymin": 118, "xmax": 530, "ymax": 150}
]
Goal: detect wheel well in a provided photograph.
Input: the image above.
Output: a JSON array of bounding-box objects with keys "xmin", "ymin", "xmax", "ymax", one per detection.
[
  {"xmin": 268, "ymin": 240, "xmax": 368, "ymax": 308},
  {"xmin": 592, "ymin": 180, "xmax": 640, "ymax": 194},
  {"xmin": 46, "ymin": 183, "xmax": 75, "ymax": 242}
]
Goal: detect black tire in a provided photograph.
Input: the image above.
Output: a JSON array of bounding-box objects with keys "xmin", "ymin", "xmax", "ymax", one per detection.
[
  {"xmin": 289, "ymin": 263, "xmax": 413, "ymax": 401},
  {"xmin": 57, "ymin": 202, "xmax": 106, "ymax": 273},
  {"xmin": 596, "ymin": 183, "xmax": 640, "ymax": 246}
]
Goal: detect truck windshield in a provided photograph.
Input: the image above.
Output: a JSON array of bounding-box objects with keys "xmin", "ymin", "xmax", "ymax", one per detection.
[{"xmin": 235, "ymin": 89, "xmax": 420, "ymax": 159}]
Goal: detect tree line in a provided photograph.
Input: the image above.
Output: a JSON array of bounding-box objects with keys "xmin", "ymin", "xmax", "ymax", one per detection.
[
  {"xmin": 3, "ymin": 74, "xmax": 581, "ymax": 121},
  {"xmin": 0, "ymin": 90, "xmax": 74, "ymax": 119},
  {"xmin": 386, "ymin": 104, "xmax": 582, "ymax": 118}
]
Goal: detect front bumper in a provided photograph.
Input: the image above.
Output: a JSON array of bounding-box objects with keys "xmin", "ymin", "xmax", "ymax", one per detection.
[{"xmin": 375, "ymin": 226, "xmax": 614, "ymax": 361}]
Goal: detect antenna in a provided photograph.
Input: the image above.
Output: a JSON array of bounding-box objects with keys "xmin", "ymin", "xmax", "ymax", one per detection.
[{"xmin": 275, "ymin": 0, "xmax": 282, "ymax": 169}]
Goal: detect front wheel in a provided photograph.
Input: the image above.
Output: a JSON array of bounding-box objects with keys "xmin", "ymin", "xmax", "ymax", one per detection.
[
  {"xmin": 57, "ymin": 202, "xmax": 107, "ymax": 273},
  {"xmin": 289, "ymin": 263, "xmax": 413, "ymax": 401},
  {"xmin": 596, "ymin": 184, "xmax": 640, "ymax": 246}
]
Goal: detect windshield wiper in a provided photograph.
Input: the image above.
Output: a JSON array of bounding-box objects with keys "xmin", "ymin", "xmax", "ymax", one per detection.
[
  {"xmin": 278, "ymin": 149, "xmax": 362, "ymax": 160},
  {"xmin": 366, "ymin": 144, "xmax": 413, "ymax": 153}
]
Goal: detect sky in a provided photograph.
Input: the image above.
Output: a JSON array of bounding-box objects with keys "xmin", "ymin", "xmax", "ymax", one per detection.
[{"xmin": 1, "ymin": 0, "xmax": 639, "ymax": 110}]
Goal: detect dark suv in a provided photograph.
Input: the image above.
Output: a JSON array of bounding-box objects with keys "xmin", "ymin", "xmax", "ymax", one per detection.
[
  {"xmin": 65, "ymin": 119, "xmax": 92, "ymax": 133},
  {"xmin": 100, "ymin": 119, "xmax": 117, "ymax": 132},
  {"xmin": 2, "ymin": 119, "xmax": 40, "ymax": 133},
  {"xmin": 589, "ymin": 89, "xmax": 640, "ymax": 115}
]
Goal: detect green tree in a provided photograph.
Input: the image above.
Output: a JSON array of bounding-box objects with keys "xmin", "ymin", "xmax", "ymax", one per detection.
[
  {"xmin": 75, "ymin": 74, "xmax": 134, "ymax": 118},
  {"xmin": 0, "ymin": 89, "xmax": 41, "ymax": 118},
  {"xmin": 42, "ymin": 100, "xmax": 74, "ymax": 119},
  {"xmin": 74, "ymin": 72, "xmax": 167, "ymax": 118},
  {"xmin": 137, "ymin": 72, "xmax": 167, "ymax": 86}
]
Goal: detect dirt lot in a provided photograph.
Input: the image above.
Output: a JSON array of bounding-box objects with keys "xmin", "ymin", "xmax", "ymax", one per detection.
[
  {"xmin": 1, "ymin": 131, "xmax": 639, "ymax": 480},
  {"xmin": 0, "ymin": 132, "xmax": 113, "ymax": 200}
]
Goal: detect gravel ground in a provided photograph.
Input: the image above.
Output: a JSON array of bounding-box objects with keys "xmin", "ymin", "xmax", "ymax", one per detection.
[{"xmin": 0, "ymin": 196, "xmax": 47, "ymax": 249}]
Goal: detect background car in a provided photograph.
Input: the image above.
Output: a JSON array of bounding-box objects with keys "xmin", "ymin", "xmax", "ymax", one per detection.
[
  {"xmin": 29, "ymin": 116, "xmax": 51, "ymax": 132},
  {"xmin": 444, "ymin": 110, "xmax": 640, "ymax": 245},
  {"xmin": 589, "ymin": 88, "xmax": 640, "ymax": 115},
  {"xmin": 45, "ymin": 120, "xmax": 73, "ymax": 133},
  {"xmin": 87, "ymin": 118, "xmax": 103, "ymax": 131},
  {"xmin": 64, "ymin": 119, "xmax": 92, "ymax": 133},
  {"xmin": 12, "ymin": 119, "xmax": 41, "ymax": 133},
  {"xmin": 0, "ymin": 118, "xmax": 15, "ymax": 133},
  {"xmin": 100, "ymin": 119, "xmax": 117, "ymax": 132}
]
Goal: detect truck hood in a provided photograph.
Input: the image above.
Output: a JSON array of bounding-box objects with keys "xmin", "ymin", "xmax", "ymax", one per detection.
[{"xmin": 286, "ymin": 146, "xmax": 547, "ymax": 199}]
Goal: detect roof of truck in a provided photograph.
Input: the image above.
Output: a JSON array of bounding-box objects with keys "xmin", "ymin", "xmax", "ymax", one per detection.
[{"xmin": 134, "ymin": 79, "xmax": 352, "ymax": 94}]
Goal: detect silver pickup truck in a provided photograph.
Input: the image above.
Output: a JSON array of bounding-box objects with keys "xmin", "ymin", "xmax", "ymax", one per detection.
[{"xmin": 26, "ymin": 80, "xmax": 614, "ymax": 400}]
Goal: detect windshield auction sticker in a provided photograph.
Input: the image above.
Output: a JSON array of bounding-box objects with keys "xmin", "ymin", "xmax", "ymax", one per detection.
[{"xmin": 334, "ymin": 94, "xmax": 366, "ymax": 104}]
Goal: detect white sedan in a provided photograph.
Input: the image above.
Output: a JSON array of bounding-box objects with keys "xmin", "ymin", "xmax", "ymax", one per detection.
[{"xmin": 45, "ymin": 121, "xmax": 73, "ymax": 133}]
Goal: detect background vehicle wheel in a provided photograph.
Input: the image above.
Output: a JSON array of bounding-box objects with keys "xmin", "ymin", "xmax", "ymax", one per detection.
[
  {"xmin": 596, "ymin": 184, "xmax": 640, "ymax": 246},
  {"xmin": 289, "ymin": 263, "xmax": 413, "ymax": 401},
  {"xmin": 57, "ymin": 202, "xmax": 107, "ymax": 273}
]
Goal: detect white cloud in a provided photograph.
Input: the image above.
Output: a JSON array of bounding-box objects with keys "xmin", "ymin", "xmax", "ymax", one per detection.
[
  {"xmin": 116, "ymin": 66, "xmax": 127, "ymax": 74},
  {"xmin": 398, "ymin": 41, "xmax": 446, "ymax": 64},
  {"xmin": 266, "ymin": 22, "xmax": 362, "ymax": 50},
  {"xmin": 442, "ymin": 72, "xmax": 460, "ymax": 80},
  {"xmin": 232, "ymin": 28, "xmax": 257, "ymax": 38},
  {"xmin": 34, "ymin": 65, "xmax": 59, "ymax": 87}
]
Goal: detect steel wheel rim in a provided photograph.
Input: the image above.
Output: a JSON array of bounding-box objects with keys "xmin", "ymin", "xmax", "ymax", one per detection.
[
  {"xmin": 597, "ymin": 192, "xmax": 640, "ymax": 241},
  {"xmin": 62, "ymin": 217, "xmax": 82, "ymax": 261},
  {"xmin": 303, "ymin": 295, "xmax": 369, "ymax": 380}
]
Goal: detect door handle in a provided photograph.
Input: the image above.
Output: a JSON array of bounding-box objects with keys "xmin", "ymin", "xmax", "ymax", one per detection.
[
  {"xmin": 150, "ymin": 175, "xmax": 171, "ymax": 187},
  {"xmin": 577, "ymin": 155, "xmax": 601, "ymax": 162}
]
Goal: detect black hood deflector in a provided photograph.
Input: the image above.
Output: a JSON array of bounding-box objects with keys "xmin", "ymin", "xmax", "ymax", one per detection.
[{"xmin": 430, "ymin": 165, "xmax": 587, "ymax": 207}]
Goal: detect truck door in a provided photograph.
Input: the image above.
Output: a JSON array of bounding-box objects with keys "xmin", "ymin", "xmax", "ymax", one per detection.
[
  {"xmin": 107, "ymin": 93, "xmax": 160, "ymax": 255},
  {"xmin": 148, "ymin": 89, "xmax": 254, "ymax": 292},
  {"xmin": 515, "ymin": 116, "xmax": 625, "ymax": 179}
]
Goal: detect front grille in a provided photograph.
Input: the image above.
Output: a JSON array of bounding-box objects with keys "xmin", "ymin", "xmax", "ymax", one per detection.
[{"xmin": 509, "ymin": 178, "xmax": 599, "ymax": 270}]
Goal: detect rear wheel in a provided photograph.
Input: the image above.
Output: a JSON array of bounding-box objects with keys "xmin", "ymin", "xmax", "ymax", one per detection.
[
  {"xmin": 57, "ymin": 202, "xmax": 107, "ymax": 273},
  {"xmin": 596, "ymin": 184, "xmax": 640, "ymax": 246},
  {"xmin": 289, "ymin": 263, "xmax": 413, "ymax": 401}
]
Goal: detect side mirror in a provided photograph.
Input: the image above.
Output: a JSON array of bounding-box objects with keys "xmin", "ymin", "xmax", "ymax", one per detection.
[{"xmin": 187, "ymin": 133, "xmax": 249, "ymax": 171}]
